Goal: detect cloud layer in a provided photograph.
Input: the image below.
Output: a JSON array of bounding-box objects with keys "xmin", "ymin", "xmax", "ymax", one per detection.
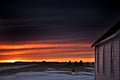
[{"xmin": 0, "ymin": 0, "xmax": 120, "ymax": 62}]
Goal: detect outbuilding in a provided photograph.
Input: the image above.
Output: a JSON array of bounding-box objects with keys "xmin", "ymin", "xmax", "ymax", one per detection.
[{"xmin": 92, "ymin": 21, "xmax": 120, "ymax": 80}]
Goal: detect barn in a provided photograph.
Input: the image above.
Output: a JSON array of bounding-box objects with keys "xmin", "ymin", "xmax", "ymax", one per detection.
[{"xmin": 92, "ymin": 21, "xmax": 120, "ymax": 80}]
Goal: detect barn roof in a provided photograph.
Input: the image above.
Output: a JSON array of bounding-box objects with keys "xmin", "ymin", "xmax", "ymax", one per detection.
[{"xmin": 91, "ymin": 21, "xmax": 120, "ymax": 47}]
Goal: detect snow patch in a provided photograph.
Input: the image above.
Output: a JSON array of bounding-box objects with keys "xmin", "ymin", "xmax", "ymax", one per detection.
[{"xmin": 0, "ymin": 71, "xmax": 94, "ymax": 80}]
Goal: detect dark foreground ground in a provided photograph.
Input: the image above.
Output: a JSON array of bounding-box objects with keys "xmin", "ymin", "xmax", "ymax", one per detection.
[{"xmin": 0, "ymin": 62, "xmax": 94, "ymax": 76}]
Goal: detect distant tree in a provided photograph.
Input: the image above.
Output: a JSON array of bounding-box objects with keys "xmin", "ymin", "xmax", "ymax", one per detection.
[
  {"xmin": 79, "ymin": 60, "xmax": 83, "ymax": 65},
  {"xmin": 91, "ymin": 62, "xmax": 95, "ymax": 65},
  {"xmin": 85, "ymin": 62, "xmax": 90, "ymax": 65},
  {"xmin": 42, "ymin": 61, "xmax": 47, "ymax": 64},
  {"xmin": 68, "ymin": 60, "xmax": 72, "ymax": 65},
  {"xmin": 74, "ymin": 61, "xmax": 78, "ymax": 65}
]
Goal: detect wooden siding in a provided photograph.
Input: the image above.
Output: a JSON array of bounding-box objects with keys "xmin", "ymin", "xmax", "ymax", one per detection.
[
  {"xmin": 112, "ymin": 38, "xmax": 119, "ymax": 80},
  {"xmin": 95, "ymin": 36, "xmax": 120, "ymax": 80},
  {"xmin": 99, "ymin": 46, "xmax": 104, "ymax": 73}
]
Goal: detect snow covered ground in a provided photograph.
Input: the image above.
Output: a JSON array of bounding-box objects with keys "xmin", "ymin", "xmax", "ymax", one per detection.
[
  {"xmin": 0, "ymin": 64, "xmax": 38, "ymax": 71},
  {"xmin": 0, "ymin": 69, "xmax": 94, "ymax": 80}
]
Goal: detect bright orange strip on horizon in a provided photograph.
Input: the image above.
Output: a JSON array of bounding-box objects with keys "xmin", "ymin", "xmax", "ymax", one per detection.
[{"xmin": 0, "ymin": 40, "xmax": 94, "ymax": 62}]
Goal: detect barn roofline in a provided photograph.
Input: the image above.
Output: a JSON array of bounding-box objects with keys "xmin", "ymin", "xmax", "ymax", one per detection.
[{"xmin": 91, "ymin": 20, "xmax": 120, "ymax": 47}]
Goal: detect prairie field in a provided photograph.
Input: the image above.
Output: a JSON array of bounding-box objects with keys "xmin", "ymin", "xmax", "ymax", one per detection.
[{"xmin": 0, "ymin": 62, "xmax": 94, "ymax": 80}]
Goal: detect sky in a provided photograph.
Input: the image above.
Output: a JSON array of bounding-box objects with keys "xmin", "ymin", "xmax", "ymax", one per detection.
[{"xmin": 0, "ymin": 0, "xmax": 120, "ymax": 62}]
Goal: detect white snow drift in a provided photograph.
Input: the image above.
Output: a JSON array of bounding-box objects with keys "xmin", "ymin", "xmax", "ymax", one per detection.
[{"xmin": 0, "ymin": 70, "xmax": 94, "ymax": 80}]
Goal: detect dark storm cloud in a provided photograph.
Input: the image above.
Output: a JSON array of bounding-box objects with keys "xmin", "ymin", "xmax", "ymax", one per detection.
[
  {"xmin": 0, "ymin": 0, "xmax": 120, "ymax": 42},
  {"xmin": 0, "ymin": 26, "xmax": 48, "ymax": 41}
]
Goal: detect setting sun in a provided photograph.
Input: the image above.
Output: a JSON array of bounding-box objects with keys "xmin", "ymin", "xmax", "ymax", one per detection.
[{"xmin": 6, "ymin": 60, "xmax": 20, "ymax": 63}]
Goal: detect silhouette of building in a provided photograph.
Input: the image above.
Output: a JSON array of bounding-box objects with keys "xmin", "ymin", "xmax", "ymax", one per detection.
[{"xmin": 92, "ymin": 21, "xmax": 120, "ymax": 80}]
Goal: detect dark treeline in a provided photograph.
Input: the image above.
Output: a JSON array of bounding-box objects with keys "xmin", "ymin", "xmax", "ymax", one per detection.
[{"xmin": 0, "ymin": 60, "xmax": 94, "ymax": 67}]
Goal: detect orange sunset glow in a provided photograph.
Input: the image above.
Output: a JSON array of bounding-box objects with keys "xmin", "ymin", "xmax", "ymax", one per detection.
[{"xmin": 0, "ymin": 39, "xmax": 94, "ymax": 63}]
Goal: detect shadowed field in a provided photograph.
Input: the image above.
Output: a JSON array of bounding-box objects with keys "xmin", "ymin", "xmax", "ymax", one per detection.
[{"xmin": 0, "ymin": 62, "xmax": 94, "ymax": 76}]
